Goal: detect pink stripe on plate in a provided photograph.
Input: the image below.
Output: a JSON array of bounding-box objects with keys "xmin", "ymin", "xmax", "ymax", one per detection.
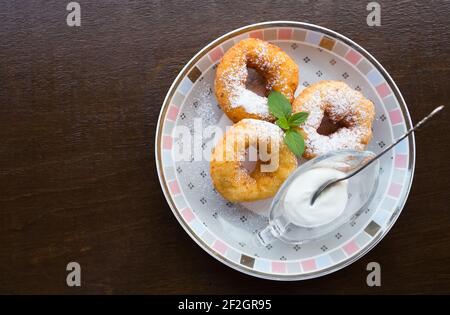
[
  {"xmin": 395, "ymin": 154, "xmax": 407, "ymax": 168},
  {"xmin": 181, "ymin": 208, "xmax": 195, "ymax": 222},
  {"xmin": 343, "ymin": 240, "xmax": 360, "ymax": 256},
  {"xmin": 209, "ymin": 46, "xmax": 224, "ymax": 63},
  {"xmin": 272, "ymin": 261, "xmax": 286, "ymax": 273},
  {"xmin": 249, "ymin": 31, "xmax": 263, "ymax": 40},
  {"xmin": 162, "ymin": 135, "xmax": 172, "ymax": 150},
  {"xmin": 168, "ymin": 180, "xmax": 181, "ymax": 195},
  {"xmin": 301, "ymin": 259, "xmax": 317, "ymax": 272},
  {"xmin": 388, "ymin": 183, "xmax": 402, "ymax": 198},
  {"xmin": 389, "ymin": 109, "xmax": 403, "ymax": 125},
  {"xmin": 167, "ymin": 105, "xmax": 179, "ymax": 121},
  {"xmin": 278, "ymin": 28, "xmax": 293, "ymax": 40},
  {"xmin": 212, "ymin": 240, "xmax": 228, "ymax": 255},
  {"xmin": 376, "ymin": 83, "xmax": 392, "ymax": 98},
  {"xmin": 345, "ymin": 50, "xmax": 362, "ymax": 65}
]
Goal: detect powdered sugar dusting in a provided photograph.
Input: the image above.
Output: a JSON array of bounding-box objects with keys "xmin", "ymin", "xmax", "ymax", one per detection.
[
  {"xmin": 300, "ymin": 83, "xmax": 371, "ymax": 156},
  {"xmin": 219, "ymin": 40, "xmax": 287, "ymax": 117},
  {"xmin": 193, "ymin": 82, "xmax": 217, "ymax": 125},
  {"xmin": 235, "ymin": 119, "xmax": 285, "ymax": 173},
  {"xmin": 231, "ymin": 87, "xmax": 270, "ymax": 116},
  {"xmin": 241, "ymin": 118, "xmax": 284, "ymax": 142}
]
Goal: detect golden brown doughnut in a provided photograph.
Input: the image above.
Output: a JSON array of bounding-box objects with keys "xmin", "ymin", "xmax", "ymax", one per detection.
[
  {"xmin": 292, "ymin": 81, "xmax": 375, "ymax": 159},
  {"xmin": 214, "ymin": 38, "xmax": 298, "ymax": 123},
  {"xmin": 210, "ymin": 119, "xmax": 297, "ymax": 202}
]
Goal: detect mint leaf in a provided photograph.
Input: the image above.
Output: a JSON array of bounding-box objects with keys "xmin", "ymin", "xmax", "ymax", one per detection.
[
  {"xmin": 289, "ymin": 112, "xmax": 309, "ymax": 127},
  {"xmin": 276, "ymin": 117, "xmax": 290, "ymax": 130},
  {"xmin": 284, "ymin": 129, "xmax": 305, "ymax": 157},
  {"xmin": 267, "ymin": 91, "xmax": 306, "ymax": 156},
  {"xmin": 268, "ymin": 91, "xmax": 292, "ymax": 119}
]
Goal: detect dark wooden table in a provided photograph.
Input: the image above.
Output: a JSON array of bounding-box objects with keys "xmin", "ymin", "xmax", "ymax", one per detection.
[{"xmin": 1, "ymin": 0, "xmax": 449, "ymax": 294}]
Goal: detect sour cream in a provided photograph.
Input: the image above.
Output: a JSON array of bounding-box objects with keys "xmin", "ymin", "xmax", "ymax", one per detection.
[{"xmin": 283, "ymin": 168, "xmax": 348, "ymax": 227}]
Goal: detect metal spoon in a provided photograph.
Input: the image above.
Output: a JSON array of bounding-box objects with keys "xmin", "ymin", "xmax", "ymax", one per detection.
[{"xmin": 310, "ymin": 105, "xmax": 444, "ymax": 205}]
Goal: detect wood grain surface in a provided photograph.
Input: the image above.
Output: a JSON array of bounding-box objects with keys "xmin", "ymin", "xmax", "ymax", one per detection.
[{"xmin": 1, "ymin": 0, "xmax": 449, "ymax": 294}]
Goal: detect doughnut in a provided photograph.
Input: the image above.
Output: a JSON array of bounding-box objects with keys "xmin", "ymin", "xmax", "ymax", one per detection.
[
  {"xmin": 292, "ymin": 81, "xmax": 375, "ymax": 159},
  {"xmin": 210, "ymin": 119, "xmax": 297, "ymax": 202},
  {"xmin": 214, "ymin": 38, "xmax": 298, "ymax": 123}
]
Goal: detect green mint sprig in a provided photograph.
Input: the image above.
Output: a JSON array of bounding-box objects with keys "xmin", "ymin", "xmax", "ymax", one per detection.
[{"xmin": 268, "ymin": 91, "xmax": 309, "ymax": 157}]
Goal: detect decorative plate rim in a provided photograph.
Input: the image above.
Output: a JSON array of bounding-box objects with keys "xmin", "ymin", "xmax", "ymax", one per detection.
[{"xmin": 155, "ymin": 21, "xmax": 416, "ymax": 280}]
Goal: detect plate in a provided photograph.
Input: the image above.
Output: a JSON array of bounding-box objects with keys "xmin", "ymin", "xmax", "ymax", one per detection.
[{"xmin": 155, "ymin": 21, "xmax": 415, "ymax": 280}]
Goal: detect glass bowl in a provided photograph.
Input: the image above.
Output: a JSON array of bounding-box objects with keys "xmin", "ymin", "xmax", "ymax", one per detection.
[{"xmin": 257, "ymin": 149, "xmax": 380, "ymax": 245}]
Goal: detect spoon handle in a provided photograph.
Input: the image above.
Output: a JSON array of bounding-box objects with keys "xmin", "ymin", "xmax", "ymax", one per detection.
[
  {"xmin": 343, "ymin": 105, "xmax": 444, "ymax": 180},
  {"xmin": 310, "ymin": 105, "xmax": 444, "ymax": 205}
]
